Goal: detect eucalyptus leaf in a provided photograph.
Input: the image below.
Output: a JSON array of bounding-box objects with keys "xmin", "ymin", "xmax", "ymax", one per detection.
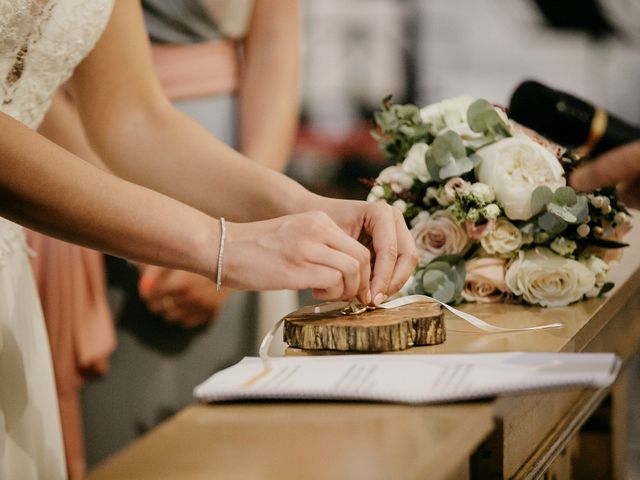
[
  {"xmin": 547, "ymin": 203, "xmax": 577, "ymax": 223},
  {"xmin": 531, "ymin": 186, "xmax": 553, "ymax": 216},
  {"xmin": 422, "ymin": 269, "xmax": 446, "ymax": 292},
  {"xmin": 467, "ymin": 99, "xmax": 509, "ymax": 135},
  {"xmin": 432, "ymin": 280, "xmax": 456, "ymax": 304},
  {"xmin": 431, "ymin": 254, "xmax": 465, "ymax": 266},
  {"xmin": 538, "ymin": 211, "xmax": 568, "ymax": 234},
  {"xmin": 426, "ymin": 261, "xmax": 450, "ymax": 273},
  {"xmin": 421, "ymin": 254, "xmax": 466, "ymax": 304},
  {"xmin": 431, "ymin": 131, "xmax": 466, "ymax": 161},
  {"xmin": 439, "ymin": 156, "xmax": 474, "ymax": 179},
  {"xmin": 553, "ymin": 186, "xmax": 577, "ymax": 206},
  {"xmin": 428, "ymin": 131, "xmax": 473, "ymax": 181},
  {"xmin": 568, "ymin": 196, "xmax": 589, "ymax": 223}
]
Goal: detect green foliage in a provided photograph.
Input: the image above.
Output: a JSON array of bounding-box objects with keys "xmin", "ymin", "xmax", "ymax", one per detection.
[
  {"xmin": 530, "ymin": 186, "xmax": 553, "ymax": 217},
  {"xmin": 410, "ymin": 254, "xmax": 465, "ymax": 304},
  {"xmin": 371, "ymin": 96, "xmax": 432, "ymax": 163},
  {"xmin": 426, "ymin": 131, "xmax": 477, "ymax": 181},
  {"xmin": 467, "ymin": 99, "xmax": 511, "ymax": 138},
  {"xmin": 530, "ymin": 186, "xmax": 588, "ymax": 235}
]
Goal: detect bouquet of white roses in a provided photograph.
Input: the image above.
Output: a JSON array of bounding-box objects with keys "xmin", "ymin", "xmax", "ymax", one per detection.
[{"xmin": 367, "ymin": 95, "xmax": 631, "ymax": 307}]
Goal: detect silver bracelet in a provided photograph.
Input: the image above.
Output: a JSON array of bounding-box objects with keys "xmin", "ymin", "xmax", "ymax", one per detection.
[{"xmin": 216, "ymin": 217, "xmax": 226, "ymax": 291}]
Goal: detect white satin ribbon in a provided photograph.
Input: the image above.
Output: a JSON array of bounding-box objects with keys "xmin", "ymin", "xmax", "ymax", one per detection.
[{"xmin": 258, "ymin": 295, "xmax": 562, "ymax": 370}]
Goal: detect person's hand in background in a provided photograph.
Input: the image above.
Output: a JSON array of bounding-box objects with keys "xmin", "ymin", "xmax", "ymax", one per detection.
[
  {"xmin": 138, "ymin": 265, "xmax": 230, "ymax": 328},
  {"xmin": 570, "ymin": 140, "xmax": 640, "ymax": 208}
]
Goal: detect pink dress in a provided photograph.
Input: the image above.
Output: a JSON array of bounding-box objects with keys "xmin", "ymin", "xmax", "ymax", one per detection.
[{"xmin": 26, "ymin": 231, "xmax": 115, "ymax": 479}]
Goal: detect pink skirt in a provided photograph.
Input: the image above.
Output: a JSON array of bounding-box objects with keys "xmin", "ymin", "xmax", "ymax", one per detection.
[{"xmin": 26, "ymin": 231, "xmax": 115, "ymax": 480}]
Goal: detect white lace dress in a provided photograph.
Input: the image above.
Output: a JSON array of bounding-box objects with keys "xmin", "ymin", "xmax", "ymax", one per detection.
[{"xmin": 0, "ymin": 1, "xmax": 113, "ymax": 478}]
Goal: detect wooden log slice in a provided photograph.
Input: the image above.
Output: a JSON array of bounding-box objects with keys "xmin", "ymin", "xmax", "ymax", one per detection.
[{"xmin": 283, "ymin": 301, "xmax": 445, "ymax": 352}]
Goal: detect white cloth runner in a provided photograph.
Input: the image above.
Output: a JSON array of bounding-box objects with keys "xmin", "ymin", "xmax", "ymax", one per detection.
[{"xmin": 259, "ymin": 295, "xmax": 562, "ymax": 370}]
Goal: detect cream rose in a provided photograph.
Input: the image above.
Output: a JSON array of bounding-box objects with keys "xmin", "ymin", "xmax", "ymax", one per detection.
[
  {"xmin": 480, "ymin": 218, "xmax": 523, "ymax": 255},
  {"xmin": 475, "ymin": 135, "xmax": 566, "ymax": 220},
  {"xmin": 410, "ymin": 210, "xmax": 471, "ymax": 266},
  {"xmin": 505, "ymin": 248, "xmax": 596, "ymax": 307},
  {"xmin": 402, "ymin": 142, "xmax": 431, "ymax": 182},
  {"xmin": 462, "ymin": 257, "xmax": 511, "ymax": 303}
]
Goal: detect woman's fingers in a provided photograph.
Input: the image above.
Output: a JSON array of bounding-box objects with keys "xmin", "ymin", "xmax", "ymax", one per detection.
[
  {"xmin": 360, "ymin": 203, "xmax": 418, "ymax": 303},
  {"xmin": 387, "ymin": 207, "xmax": 419, "ymax": 295},
  {"xmin": 303, "ymin": 243, "xmax": 364, "ymax": 300},
  {"xmin": 361, "ymin": 202, "xmax": 398, "ymax": 304},
  {"xmin": 320, "ymin": 223, "xmax": 372, "ymax": 303}
]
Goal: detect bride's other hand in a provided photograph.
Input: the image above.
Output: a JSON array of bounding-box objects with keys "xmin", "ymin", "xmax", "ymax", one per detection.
[
  {"xmin": 224, "ymin": 212, "xmax": 372, "ymax": 303},
  {"xmin": 318, "ymin": 198, "xmax": 418, "ymax": 305},
  {"xmin": 138, "ymin": 265, "xmax": 229, "ymax": 328}
]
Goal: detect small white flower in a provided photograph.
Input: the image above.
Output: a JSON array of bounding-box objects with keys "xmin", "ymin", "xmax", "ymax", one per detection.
[
  {"xmin": 392, "ymin": 199, "xmax": 408, "ymax": 213},
  {"xmin": 505, "ymin": 248, "xmax": 596, "ymax": 307},
  {"xmin": 424, "ymin": 187, "xmax": 439, "ymax": 205},
  {"xmin": 475, "ymin": 135, "xmax": 566, "ymax": 220},
  {"xmin": 467, "ymin": 208, "xmax": 480, "ymax": 223},
  {"xmin": 370, "ymin": 185, "xmax": 385, "ymax": 198},
  {"xmin": 376, "ymin": 165, "xmax": 415, "ymax": 194},
  {"xmin": 401, "ymin": 142, "xmax": 431, "ymax": 183},
  {"xmin": 483, "ymin": 203, "xmax": 501, "ymax": 220},
  {"xmin": 469, "ymin": 182, "xmax": 496, "ymax": 203},
  {"xmin": 550, "ymin": 237, "xmax": 577, "ymax": 257}
]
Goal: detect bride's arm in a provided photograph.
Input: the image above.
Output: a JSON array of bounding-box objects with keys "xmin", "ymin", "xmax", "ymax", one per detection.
[
  {"xmin": 0, "ymin": 111, "xmax": 373, "ymax": 300},
  {"xmin": 0, "ymin": 112, "xmax": 216, "ymax": 278}
]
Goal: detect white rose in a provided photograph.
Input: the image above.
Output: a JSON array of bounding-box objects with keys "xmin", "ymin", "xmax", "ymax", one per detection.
[
  {"xmin": 376, "ymin": 165, "xmax": 415, "ymax": 193},
  {"xmin": 469, "ymin": 182, "xmax": 495, "ymax": 203},
  {"xmin": 410, "ymin": 210, "xmax": 471, "ymax": 266},
  {"xmin": 401, "ymin": 142, "xmax": 431, "ymax": 182},
  {"xmin": 505, "ymin": 248, "xmax": 596, "ymax": 307},
  {"xmin": 475, "ymin": 135, "xmax": 566, "ymax": 220},
  {"xmin": 419, "ymin": 95, "xmax": 476, "ymax": 134},
  {"xmin": 480, "ymin": 218, "xmax": 523, "ymax": 255},
  {"xmin": 392, "ymin": 199, "xmax": 407, "ymax": 214}
]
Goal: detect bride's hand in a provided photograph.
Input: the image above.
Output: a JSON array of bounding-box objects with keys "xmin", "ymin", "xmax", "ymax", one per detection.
[
  {"xmin": 223, "ymin": 212, "xmax": 373, "ymax": 302},
  {"xmin": 315, "ymin": 198, "xmax": 418, "ymax": 305}
]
